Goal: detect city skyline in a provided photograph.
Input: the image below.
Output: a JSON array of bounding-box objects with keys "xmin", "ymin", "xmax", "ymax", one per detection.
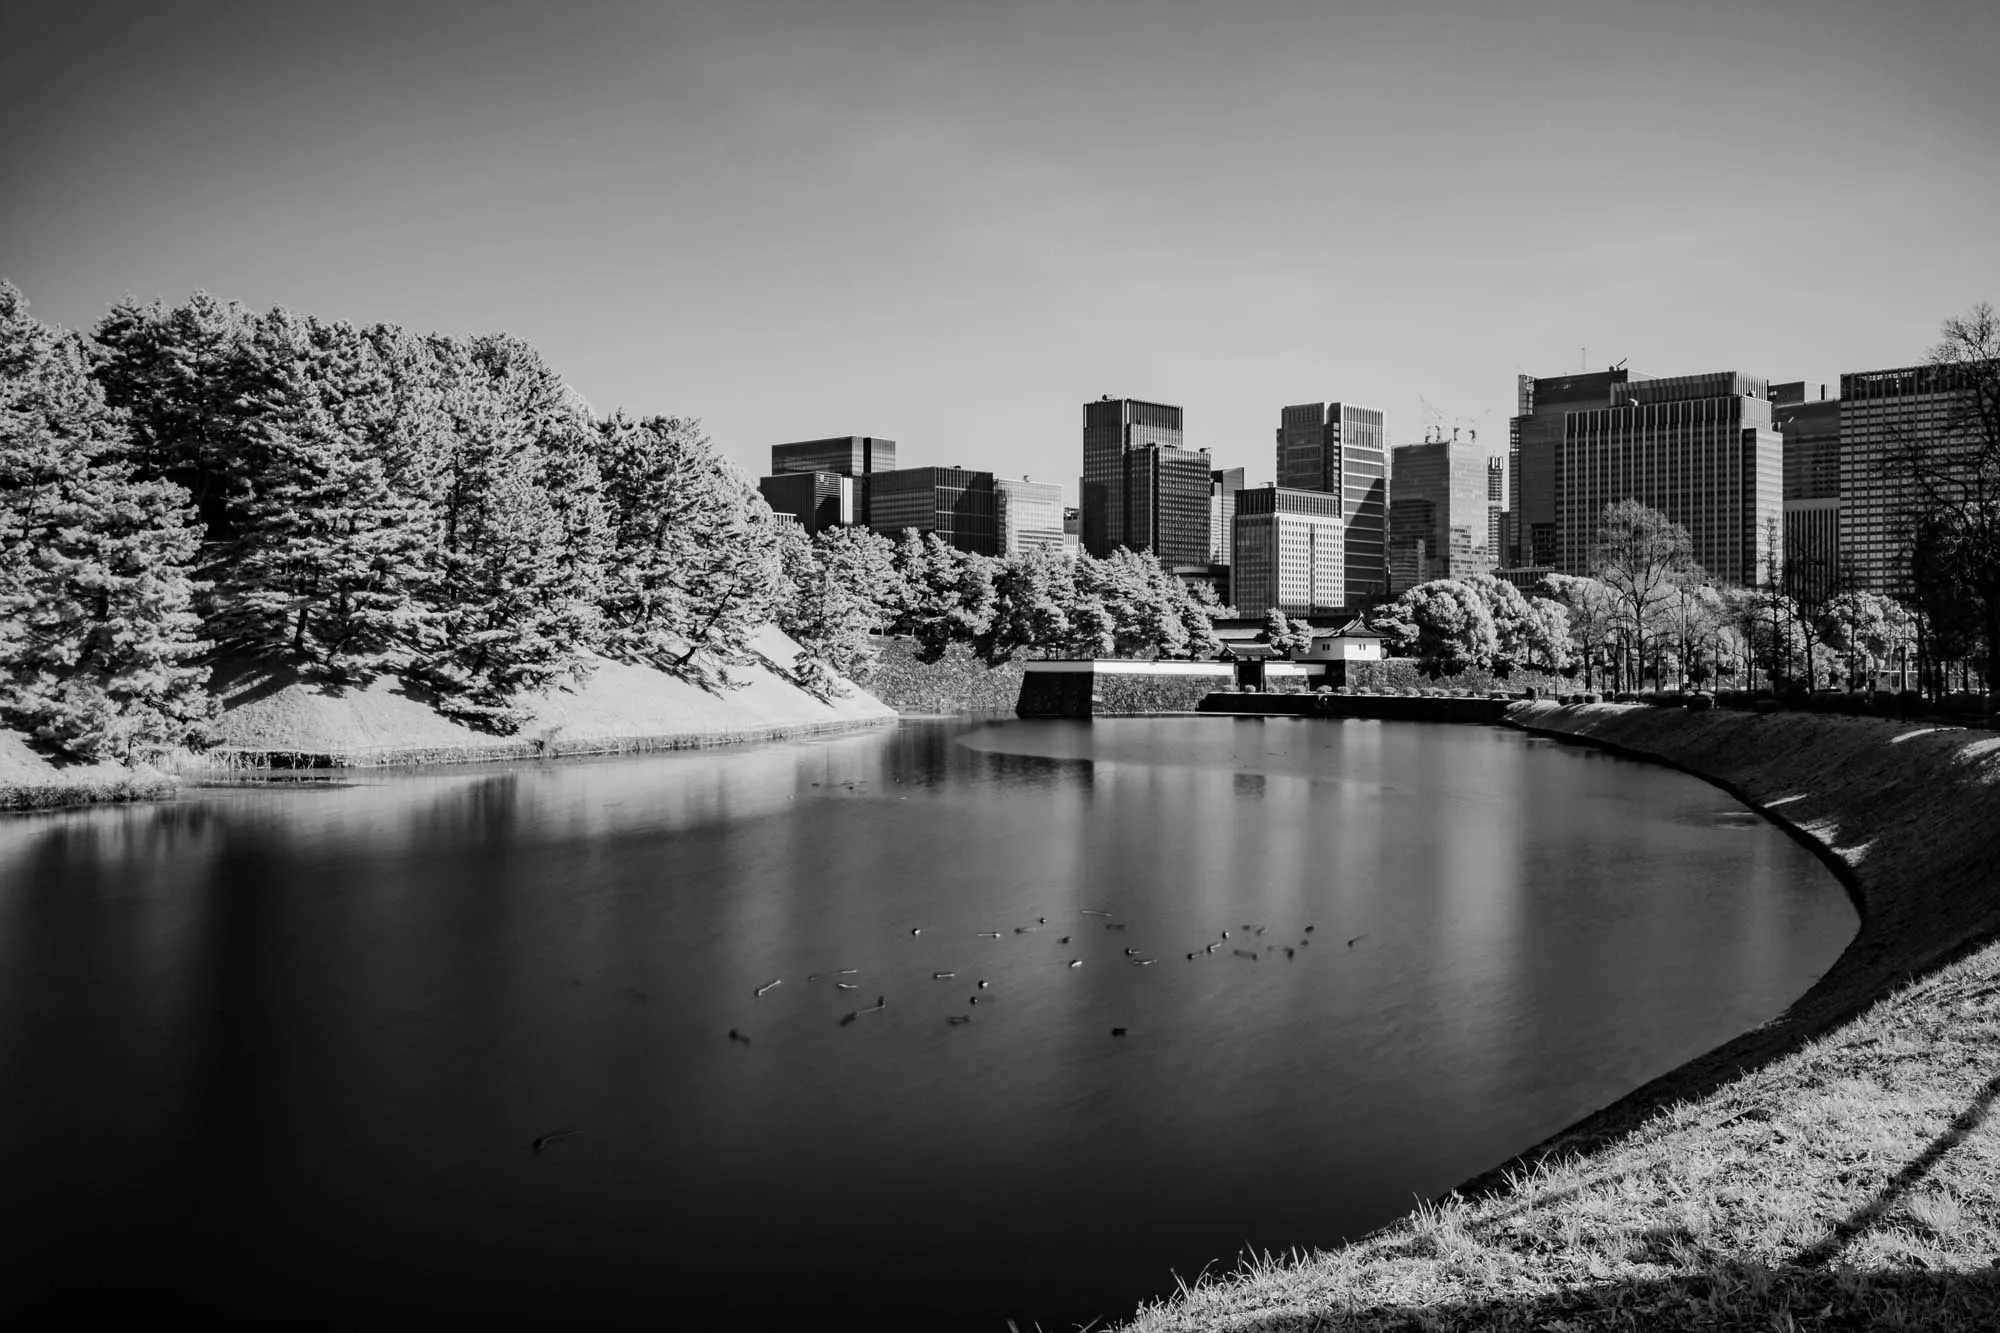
[{"xmin": 7, "ymin": 0, "xmax": 1996, "ymax": 491}]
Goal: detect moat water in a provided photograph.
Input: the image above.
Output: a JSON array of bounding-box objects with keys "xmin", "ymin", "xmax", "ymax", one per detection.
[{"xmin": 0, "ymin": 718, "xmax": 1854, "ymax": 1329}]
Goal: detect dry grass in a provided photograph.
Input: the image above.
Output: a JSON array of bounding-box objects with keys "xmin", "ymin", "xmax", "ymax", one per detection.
[
  {"xmin": 1120, "ymin": 705, "xmax": 2000, "ymax": 1332},
  {"xmin": 0, "ymin": 773, "xmax": 178, "ymax": 811}
]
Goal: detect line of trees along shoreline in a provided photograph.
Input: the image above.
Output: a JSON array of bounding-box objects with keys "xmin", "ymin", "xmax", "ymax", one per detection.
[
  {"xmin": 0, "ymin": 285, "xmax": 1221, "ymax": 764},
  {"xmin": 5, "ymin": 287, "xmax": 1993, "ymax": 762}
]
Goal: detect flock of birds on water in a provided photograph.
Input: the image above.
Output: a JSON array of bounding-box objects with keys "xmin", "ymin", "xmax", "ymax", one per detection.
[{"xmin": 721, "ymin": 909, "xmax": 1371, "ymax": 1047}]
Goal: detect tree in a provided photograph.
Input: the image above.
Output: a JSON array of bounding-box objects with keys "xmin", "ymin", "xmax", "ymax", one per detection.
[
  {"xmin": 1884, "ymin": 303, "xmax": 2000, "ymax": 694},
  {"xmin": 1589, "ymin": 500, "xmax": 1696, "ymax": 690},
  {"xmin": 776, "ymin": 525, "xmax": 899, "ymax": 695},
  {"xmin": 1545, "ymin": 573, "xmax": 1620, "ymax": 690},
  {"xmin": 1819, "ymin": 590, "xmax": 1916, "ymax": 690},
  {"xmin": 980, "ymin": 546, "xmax": 1075, "ymax": 663},
  {"xmin": 0, "ymin": 283, "xmax": 213, "ymax": 760},
  {"xmin": 1261, "ymin": 607, "xmax": 1311, "ymax": 657},
  {"xmin": 885, "ymin": 531, "xmax": 999, "ymax": 662},
  {"xmin": 1377, "ymin": 579, "xmax": 1499, "ymax": 678},
  {"xmin": 206, "ymin": 309, "xmax": 433, "ymax": 681}
]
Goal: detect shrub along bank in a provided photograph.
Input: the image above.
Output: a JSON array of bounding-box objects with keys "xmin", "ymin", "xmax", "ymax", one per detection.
[{"xmin": 1124, "ymin": 703, "xmax": 2000, "ymax": 1331}]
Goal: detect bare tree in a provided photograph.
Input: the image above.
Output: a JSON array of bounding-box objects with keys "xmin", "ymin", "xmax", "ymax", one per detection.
[
  {"xmin": 1589, "ymin": 500, "xmax": 1696, "ymax": 690},
  {"xmin": 1888, "ymin": 302, "xmax": 2000, "ymax": 693}
]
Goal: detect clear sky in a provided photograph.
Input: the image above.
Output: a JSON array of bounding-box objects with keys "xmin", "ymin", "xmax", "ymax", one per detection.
[{"xmin": 6, "ymin": 0, "xmax": 1997, "ymax": 492}]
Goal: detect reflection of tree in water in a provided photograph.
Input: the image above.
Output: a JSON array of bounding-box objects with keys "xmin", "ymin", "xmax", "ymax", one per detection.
[{"xmin": 1233, "ymin": 772, "xmax": 1266, "ymax": 799}]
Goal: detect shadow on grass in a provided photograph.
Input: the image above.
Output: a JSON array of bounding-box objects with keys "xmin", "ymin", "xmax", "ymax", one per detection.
[
  {"xmin": 1794, "ymin": 1068, "xmax": 2000, "ymax": 1270},
  {"xmin": 1375, "ymin": 1263, "xmax": 2000, "ymax": 1333}
]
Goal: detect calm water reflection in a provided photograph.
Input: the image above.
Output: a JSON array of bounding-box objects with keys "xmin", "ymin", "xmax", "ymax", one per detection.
[{"xmin": 0, "ymin": 718, "xmax": 1853, "ymax": 1329}]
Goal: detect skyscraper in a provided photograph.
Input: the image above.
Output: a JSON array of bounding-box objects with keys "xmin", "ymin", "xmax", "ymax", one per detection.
[
  {"xmin": 1838, "ymin": 362, "xmax": 1993, "ymax": 595},
  {"xmin": 1208, "ymin": 467, "xmax": 1245, "ymax": 565},
  {"xmin": 1509, "ymin": 370, "xmax": 1640, "ymax": 568},
  {"xmin": 1274, "ymin": 402, "xmax": 1387, "ymax": 600},
  {"xmin": 1386, "ymin": 437, "xmax": 1500, "ymax": 592},
  {"xmin": 995, "ymin": 477, "xmax": 1066, "ymax": 556},
  {"xmin": 1775, "ymin": 382, "xmax": 1840, "ymax": 604},
  {"xmin": 1079, "ymin": 397, "xmax": 1208, "ymax": 563},
  {"xmin": 1559, "ymin": 372, "xmax": 1782, "ymax": 586},
  {"xmin": 867, "ymin": 466, "xmax": 997, "ymax": 554},
  {"xmin": 769, "ymin": 435, "xmax": 896, "ymax": 526},
  {"xmin": 1231, "ymin": 485, "xmax": 1345, "ymax": 618}
]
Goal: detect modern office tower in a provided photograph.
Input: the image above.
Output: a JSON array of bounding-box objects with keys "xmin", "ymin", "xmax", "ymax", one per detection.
[
  {"xmin": 1062, "ymin": 507, "xmax": 1081, "ymax": 561},
  {"xmin": 1508, "ymin": 369, "xmax": 1643, "ymax": 568},
  {"xmin": 1274, "ymin": 402, "xmax": 1388, "ymax": 598},
  {"xmin": 1487, "ymin": 455, "xmax": 1508, "ymax": 562},
  {"xmin": 1231, "ymin": 485, "xmax": 1345, "ymax": 617},
  {"xmin": 1123, "ymin": 441, "xmax": 1213, "ymax": 566},
  {"xmin": 866, "ymin": 466, "xmax": 997, "ymax": 554},
  {"xmin": 758, "ymin": 472, "xmax": 855, "ymax": 535},
  {"xmin": 995, "ymin": 477, "xmax": 1066, "ymax": 557},
  {"xmin": 771, "ymin": 436, "xmax": 896, "ymax": 525},
  {"xmin": 1838, "ymin": 362, "xmax": 1994, "ymax": 596},
  {"xmin": 1081, "ymin": 397, "xmax": 1184, "ymax": 557},
  {"xmin": 1386, "ymin": 437, "xmax": 1500, "ymax": 591},
  {"xmin": 1775, "ymin": 383, "xmax": 1841, "ymax": 603},
  {"xmin": 1208, "ymin": 468, "xmax": 1246, "ymax": 565},
  {"xmin": 1558, "ymin": 372, "xmax": 1782, "ymax": 586}
]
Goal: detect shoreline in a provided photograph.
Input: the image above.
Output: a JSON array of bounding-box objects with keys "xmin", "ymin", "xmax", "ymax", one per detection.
[{"xmin": 1123, "ymin": 701, "xmax": 2000, "ymax": 1330}]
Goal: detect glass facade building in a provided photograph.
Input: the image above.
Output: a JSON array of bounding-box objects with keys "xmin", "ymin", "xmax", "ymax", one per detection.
[
  {"xmin": 1231, "ymin": 485, "xmax": 1345, "ymax": 617},
  {"xmin": 758, "ymin": 471, "xmax": 854, "ymax": 535},
  {"xmin": 867, "ymin": 466, "xmax": 998, "ymax": 554},
  {"xmin": 1837, "ymin": 362, "xmax": 1994, "ymax": 596},
  {"xmin": 1273, "ymin": 402, "xmax": 1387, "ymax": 599},
  {"xmin": 1386, "ymin": 438, "xmax": 1500, "ymax": 592},
  {"xmin": 995, "ymin": 477, "xmax": 1066, "ymax": 556},
  {"xmin": 1509, "ymin": 369, "xmax": 1641, "ymax": 568},
  {"xmin": 770, "ymin": 436, "xmax": 896, "ymax": 526},
  {"xmin": 1559, "ymin": 372, "xmax": 1782, "ymax": 587},
  {"xmin": 1775, "ymin": 389, "xmax": 1841, "ymax": 604},
  {"xmin": 1081, "ymin": 397, "xmax": 1194, "ymax": 560}
]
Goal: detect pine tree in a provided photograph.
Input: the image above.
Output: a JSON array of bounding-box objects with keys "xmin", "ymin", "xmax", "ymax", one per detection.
[
  {"xmin": 778, "ymin": 524, "xmax": 899, "ymax": 693},
  {"xmin": 210, "ymin": 310, "xmax": 433, "ymax": 681},
  {"xmin": 415, "ymin": 336, "xmax": 585, "ymax": 728},
  {"xmin": 0, "ymin": 283, "xmax": 213, "ymax": 760},
  {"xmin": 591, "ymin": 412, "xmax": 788, "ymax": 688}
]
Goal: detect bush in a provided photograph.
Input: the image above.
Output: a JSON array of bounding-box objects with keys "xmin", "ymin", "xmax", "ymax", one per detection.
[
  {"xmin": 1753, "ymin": 697, "xmax": 1784, "ymax": 715},
  {"xmin": 1581, "ymin": 692, "xmax": 1601, "ymax": 704},
  {"xmin": 1686, "ymin": 692, "xmax": 1715, "ymax": 711}
]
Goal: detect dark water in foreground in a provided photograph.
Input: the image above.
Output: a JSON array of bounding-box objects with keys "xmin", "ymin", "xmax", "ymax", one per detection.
[{"xmin": 0, "ymin": 718, "xmax": 1853, "ymax": 1329}]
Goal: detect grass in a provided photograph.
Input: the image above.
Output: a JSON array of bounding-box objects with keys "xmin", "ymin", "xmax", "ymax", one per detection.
[
  {"xmin": 1125, "ymin": 945, "xmax": 2000, "ymax": 1332},
  {"xmin": 1120, "ymin": 704, "xmax": 2000, "ymax": 1332},
  {"xmin": 0, "ymin": 773, "xmax": 178, "ymax": 811}
]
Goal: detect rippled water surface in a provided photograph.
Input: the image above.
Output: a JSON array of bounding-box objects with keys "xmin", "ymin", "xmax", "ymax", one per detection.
[{"xmin": 0, "ymin": 718, "xmax": 1854, "ymax": 1329}]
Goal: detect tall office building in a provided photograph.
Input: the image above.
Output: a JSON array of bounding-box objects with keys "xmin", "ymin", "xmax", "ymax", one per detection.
[
  {"xmin": 995, "ymin": 477, "xmax": 1066, "ymax": 557},
  {"xmin": 1231, "ymin": 485, "xmax": 1345, "ymax": 617},
  {"xmin": 1386, "ymin": 437, "xmax": 1500, "ymax": 592},
  {"xmin": 1274, "ymin": 402, "xmax": 1387, "ymax": 599},
  {"xmin": 770, "ymin": 436, "xmax": 896, "ymax": 525},
  {"xmin": 1774, "ymin": 382, "xmax": 1840, "ymax": 603},
  {"xmin": 1838, "ymin": 361, "xmax": 1995, "ymax": 595},
  {"xmin": 1208, "ymin": 468, "xmax": 1245, "ymax": 565},
  {"xmin": 1079, "ymin": 397, "xmax": 1209, "ymax": 564},
  {"xmin": 758, "ymin": 472, "xmax": 854, "ymax": 535},
  {"xmin": 1487, "ymin": 455, "xmax": 1508, "ymax": 562},
  {"xmin": 867, "ymin": 466, "xmax": 997, "ymax": 554},
  {"xmin": 1508, "ymin": 369, "xmax": 1642, "ymax": 568},
  {"xmin": 1558, "ymin": 372, "xmax": 1782, "ymax": 586}
]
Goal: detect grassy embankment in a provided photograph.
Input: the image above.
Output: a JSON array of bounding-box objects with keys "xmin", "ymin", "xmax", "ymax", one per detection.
[
  {"xmin": 0, "ymin": 729, "xmax": 178, "ymax": 811},
  {"xmin": 4, "ymin": 626, "xmax": 894, "ymax": 805},
  {"xmin": 1124, "ymin": 702, "xmax": 2000, "ymax": 1332}
]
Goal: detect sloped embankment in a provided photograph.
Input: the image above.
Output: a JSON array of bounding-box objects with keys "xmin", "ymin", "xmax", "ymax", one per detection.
[
  {"xmin": 1124, "ymin": 703, "xmax": 2000, "ymax": 1331},
  {"xmin": 196, "ymin": 624, "xmax": 896, "ymax": 768}
]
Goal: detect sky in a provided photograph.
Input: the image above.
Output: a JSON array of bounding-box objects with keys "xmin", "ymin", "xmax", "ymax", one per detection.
[{"xmin": 6, "ymin": 0, "xmax": 1998, "ymax": 493}]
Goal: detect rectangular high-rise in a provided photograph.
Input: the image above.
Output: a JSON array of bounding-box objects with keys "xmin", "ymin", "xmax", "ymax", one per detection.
[
  {"xmin": 995, "ymin": 477, "xmax": 1065, "ymax": 557},
  {"xmin": 771, "ymin": 436, "xmax": 896, "ymax": 526},
  {"xmin": 1775, "ymin": 384, "xmax": 1840, "ymax": 603},
  {"xmin": 758, "ymin": 471, "xmax": 854, "ymax": 535},
  {"xmin": 1558, "ymin": 372, "xmax": 1782, "ymax": 586},
  {"xmin": 1231, "ymin": 485, "xmax": 1345, "ymax": 618},
  {"xmin": 1509, "ymin": 369, "xmax": 1643, "ymax": 568},
  {"xmin": 1208, "ymin": 467, "xmax": 1245, "ymax": 565},
  {"xmin": 1386, "ymin": 438, "xmax": 1500, "ymax": 592},
  {"xmin": 1274, "ymin": 402, "xmax": 1387, "ymax": 599},
  {"xmin": 1079, "ymin": 397, "xmax": 1208, "ymax": 563},
  {"xmin": 1838, "ymin": 362, "xmax": 1993, "ymax": 596},
  {"xmin": 867, "ymin": 466, "xmax": 997, "ymax": 554}
]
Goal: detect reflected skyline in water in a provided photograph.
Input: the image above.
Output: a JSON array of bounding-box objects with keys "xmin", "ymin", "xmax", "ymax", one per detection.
[{"xmin": 0, "ymin": 719, "xmax": 1854, "ymax": 1330}]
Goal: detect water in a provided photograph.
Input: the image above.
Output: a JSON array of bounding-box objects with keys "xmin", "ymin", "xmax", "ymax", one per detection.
[{"xmin": 0, "ymin": 717, "xmax": 1854, "ymax": 1329}]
